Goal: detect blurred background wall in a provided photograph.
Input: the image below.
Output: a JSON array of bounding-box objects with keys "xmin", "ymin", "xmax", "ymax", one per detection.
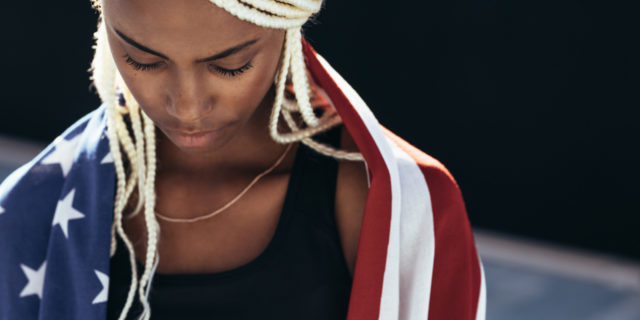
[
  {"xmin": 304, "ymin": 1, "xmax": 639, "ymax": 261},
  {"xmin": 0, "ymin": 0, "xmax": 637, "ymax": 260}
]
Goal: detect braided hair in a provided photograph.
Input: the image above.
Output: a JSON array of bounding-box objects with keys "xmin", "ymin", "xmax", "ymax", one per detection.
[{"xmin": 89, "ymin": 0, "xmax": 362, "ymax": 319}]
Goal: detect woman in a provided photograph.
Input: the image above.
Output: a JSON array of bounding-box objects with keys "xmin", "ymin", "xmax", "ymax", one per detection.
[{"xmin": 0, "ymin": 0, "xmax": 485, "ymax": 319}]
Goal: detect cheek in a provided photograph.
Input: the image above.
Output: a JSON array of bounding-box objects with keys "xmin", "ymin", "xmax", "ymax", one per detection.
[
  {"xmin": 120, "ymin": 73, "xmax": 167, "ymax": 126},
  {"xmin": 229, "ymin": 69, "xmax": 274, "ymax": 108},
  {"xmin": 114, "ymin": 65, "xmax": 167, "ymax": 122},
  {"xmin": 219, "ymin": 50, "xmax": 282, "ymax": 115},
  {"xmin": 204, "ymin": 69, "xmax": 273, "ymax": 128},
  {"xmin": 120, "ymin": 72, "xmax": 161, "ymax": 109}
]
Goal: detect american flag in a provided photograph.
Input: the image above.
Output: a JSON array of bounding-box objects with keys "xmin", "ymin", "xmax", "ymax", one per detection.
[
  {"xmin": 0, "ymin": 109, "xmax": 115, "ymax": 319},
  {"xmin": 0, "ymin": 40, "xmax": 485, "ymax": 319}
]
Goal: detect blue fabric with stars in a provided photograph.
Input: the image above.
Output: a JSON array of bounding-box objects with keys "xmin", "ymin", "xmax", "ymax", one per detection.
[{"xmin": 0, "ymin": 105, "xmax": 115, "ymax": 319}]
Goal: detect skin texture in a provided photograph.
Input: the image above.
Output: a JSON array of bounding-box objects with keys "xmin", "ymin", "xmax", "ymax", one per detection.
[{"xmin": 102, "ymin": 0, "xmax": 367, "ymax": 277}]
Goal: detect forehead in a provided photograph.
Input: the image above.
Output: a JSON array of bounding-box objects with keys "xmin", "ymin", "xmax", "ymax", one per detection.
[{"xmin": 103, "ymin": 0, "xmax": 267, "ymax": 53}]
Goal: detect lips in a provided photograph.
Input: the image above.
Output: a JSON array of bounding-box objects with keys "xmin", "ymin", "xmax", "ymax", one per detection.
[{"xmin": 164, "ymin": 126, "xmax": 227, "ymax": 149}]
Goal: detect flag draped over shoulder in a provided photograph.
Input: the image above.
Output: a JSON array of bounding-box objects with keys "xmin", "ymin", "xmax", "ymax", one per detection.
[
  {"xmin": 0, "ymin": 109, "xmax": 115, "ymax": 319},
  {"xmin": 302, "ymin": 41, "xmax": 486, "ymax": 320},
  {"xmin": 0, "ymin": 41, "xmax": 485, "ymax": 320}
]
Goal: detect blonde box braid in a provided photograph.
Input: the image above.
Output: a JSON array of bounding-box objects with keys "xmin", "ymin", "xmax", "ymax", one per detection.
[
  {"xmin": 90, "ymin": 0, "xmax": 363, "ymax": 319},
  {"xmin": 91, "ymin": 20, "xmax": 142, "ymax": 320}
]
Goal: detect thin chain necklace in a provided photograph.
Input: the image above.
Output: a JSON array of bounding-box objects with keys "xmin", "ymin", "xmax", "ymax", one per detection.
[{"xmin": 154, "ymin": 143, "xmax": 294, "ymax": 223}]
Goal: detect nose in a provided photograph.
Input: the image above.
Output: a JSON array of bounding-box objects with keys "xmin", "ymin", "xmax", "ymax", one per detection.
[{"xmin": 165, "ymin": 70, "xmax": 213, "ymax": 122}]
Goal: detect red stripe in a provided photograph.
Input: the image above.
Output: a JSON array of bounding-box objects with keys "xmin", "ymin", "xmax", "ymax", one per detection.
[
  {"xmin": 303, "ymin": 40, "xmax": 392, "ymax": 320},
  {"xmin": 384, "ymin": 129, "xmax": 482, "ymax": 320}
]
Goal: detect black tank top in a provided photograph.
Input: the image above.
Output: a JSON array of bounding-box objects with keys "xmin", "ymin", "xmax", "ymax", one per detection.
[{"xmin": 106, "ymin": 127, "xmax": 352, "ymax": 320}]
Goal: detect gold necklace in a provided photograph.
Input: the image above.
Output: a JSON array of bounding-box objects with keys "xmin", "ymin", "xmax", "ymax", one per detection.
[{"xmin": 154, "ymin": 143, "xmax": 293, "ymax": 223}]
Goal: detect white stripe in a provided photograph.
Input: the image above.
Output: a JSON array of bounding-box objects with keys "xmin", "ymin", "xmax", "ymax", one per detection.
[
  {"xmin": 389, "ymin": 140, "xmax": 436, "ymax": 319},
  {"xmin": 315, "ymin": 55, "xmax": 434, "ymax": 319},
  {"xmin": 475, "ymin": 260, "xmax": 487, "ymax": 320}
]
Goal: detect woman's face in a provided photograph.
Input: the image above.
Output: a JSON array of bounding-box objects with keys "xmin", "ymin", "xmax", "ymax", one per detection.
[{"xmin": 102, "ymin": 0, "xmax": 285, "ymax": 154}]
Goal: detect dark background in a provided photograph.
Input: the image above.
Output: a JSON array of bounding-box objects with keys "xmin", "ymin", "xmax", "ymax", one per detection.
[{"xmin": 0, "ymin": 1, "xmax": 637, "ymax": 259}]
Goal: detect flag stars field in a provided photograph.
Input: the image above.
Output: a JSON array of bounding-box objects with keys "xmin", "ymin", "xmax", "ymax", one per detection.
[
  {"xmin": 40, "ymin": 135, "xmax": 81, "ymax": 177},
  {"xmin": 52, "ymin": 189, "xmax": 85, "ymax": 238},
  {"xmin": 100, "ymin": 152, "xmax": 113, "ymax": 165},
  {"xmin": 19, "ymin": 261, "xmax": 47, "ymax": 300},
  {"xmin": 92, "ymin": 270, "xmax": 109, "ymax": 304},
  {"xmin": 0, "ymin": 111, "xmax": 131, "ymax": 317}
]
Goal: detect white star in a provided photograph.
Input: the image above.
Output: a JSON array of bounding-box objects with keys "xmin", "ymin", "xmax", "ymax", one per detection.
[
  {"xmin": 20, "ymin": 261, "xmax": 47, "ymax": 300},
  {"xmin": 92, "ymin": 270, "xmax": 109, "ymax": 304},
  {"xmin": 52, "ymin": 189, "xmax": 85, "ymax": 238},
  {"xmin": 41, "ymin": 135, "xmax": 81, "ymax": 177},
  {"xmin": 100, "ymin": 152, "xmax": 113, "ymax": 164},
  {"xmin": 0, "ymin": 206, "xmax": 4, "ymax": 215}
]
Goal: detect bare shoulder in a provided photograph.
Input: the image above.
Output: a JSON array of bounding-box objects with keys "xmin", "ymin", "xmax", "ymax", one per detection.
[{"xmin": 334, "ymin": 126, "xmax": 369, "ymax": 277}]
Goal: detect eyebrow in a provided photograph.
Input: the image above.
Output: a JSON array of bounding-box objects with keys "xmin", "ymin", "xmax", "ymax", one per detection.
[{"xmin": 113, "ymin": 28, "xmax": 259, "ymax": 63}]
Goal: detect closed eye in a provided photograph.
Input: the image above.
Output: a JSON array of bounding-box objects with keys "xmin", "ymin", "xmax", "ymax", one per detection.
[
  {"xmin": 209, "ymin": 61, "xmax": 253, "ymax": 77},
  {"xmin": 123, "ymin": 54, "xmax": 253, "ymax": 78},
  {"xmin": 124, "ymin": 54, "xmax": 163, "ymax": 71}
]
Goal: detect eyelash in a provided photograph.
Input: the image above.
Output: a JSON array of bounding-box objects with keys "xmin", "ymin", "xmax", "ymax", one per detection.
[
  {"xmin": 123, "ymin": 54, "xmax": 253, "ymax": 77},
  {"xmin": 212, "ymin": 63, "xmax": 253, "ymax": 77},
  {"xmin": 124, "ymin": 55, "xmax": 162, "ymax": 71}
]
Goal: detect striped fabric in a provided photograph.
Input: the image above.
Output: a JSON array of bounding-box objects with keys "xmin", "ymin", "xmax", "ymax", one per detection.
[
  {"xmin": 302, "ymin": 41, "xmax": 486, "ymax": 320},
  {"xmin": 0, "ymin": 40, "xmax": 484, "ymax": 320}
]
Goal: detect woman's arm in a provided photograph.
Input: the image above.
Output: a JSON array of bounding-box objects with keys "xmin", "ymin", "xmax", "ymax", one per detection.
[{"xmin": 334, "ymin": 126, "xmax": 369, "ymax": 277}]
